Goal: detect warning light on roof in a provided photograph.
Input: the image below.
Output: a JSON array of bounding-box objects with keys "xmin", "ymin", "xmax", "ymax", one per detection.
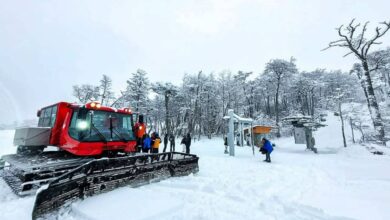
[
  {"xmin": 87, "ymin": 102, "xmax": 101, "ymax": 109},
  {"xmin": 121, "ymin": 107, "xmax": 132, "ymax": 113}
]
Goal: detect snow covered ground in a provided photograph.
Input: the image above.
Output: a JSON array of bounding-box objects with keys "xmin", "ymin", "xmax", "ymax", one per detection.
[{"xmin": 1, "ymin": 114, "xmax": 390, "ymax": 220}]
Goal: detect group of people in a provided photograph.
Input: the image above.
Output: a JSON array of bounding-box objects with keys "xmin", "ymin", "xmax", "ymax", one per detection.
[
  {"xmin": 162, "ymin": 133, "xmax": 192, "ymax": 154},
  {"xmin": 134, "ymin": 115, "xmax": 192, "ymax": 154},
  {"xmin": 134, "ymin": 115, "xmax": 160, "ymax": 153},
  {"xmin": 141, "ymin": 132, "xmax": 161, "ymax": 154}
]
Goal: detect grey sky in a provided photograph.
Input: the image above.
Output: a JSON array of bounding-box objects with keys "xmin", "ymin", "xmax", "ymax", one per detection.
[{"xmin": 0, "ymin": 0, "xmax": 389, "ymax": 124}]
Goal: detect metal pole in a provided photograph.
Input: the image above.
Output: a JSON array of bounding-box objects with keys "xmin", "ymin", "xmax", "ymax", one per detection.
[
  {"xmin": 240, "ymin": 122, "xmax": 244, "ymax": 147},
  {"xmin": 228, "ymin": 109, "xmax": 235, "ymax": 156},
  {"xmin": 251, "ymin": 123, "xmax": 255, "ymax": 156}
]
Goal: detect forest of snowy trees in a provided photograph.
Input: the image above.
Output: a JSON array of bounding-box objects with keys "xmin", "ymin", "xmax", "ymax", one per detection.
[{"xmin": 72, "ymin": 20, "xmax": 390, "ymax": 146}]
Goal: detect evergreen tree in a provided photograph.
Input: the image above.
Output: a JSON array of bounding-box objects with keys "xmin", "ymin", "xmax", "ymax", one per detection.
[{"xmin": 125, "ymin": 69, "xmax": 150, "ymax": 112}]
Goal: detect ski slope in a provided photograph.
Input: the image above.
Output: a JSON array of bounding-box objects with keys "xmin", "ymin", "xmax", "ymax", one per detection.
[{"xmin": 1, "ymin": 114, "xmax": 390, "ymax": 220}]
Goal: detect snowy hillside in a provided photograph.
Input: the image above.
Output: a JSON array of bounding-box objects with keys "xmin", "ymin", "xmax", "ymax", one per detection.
[{"xmin": 1, "ymin": 114, "xmax": 390, "ymax": 220}]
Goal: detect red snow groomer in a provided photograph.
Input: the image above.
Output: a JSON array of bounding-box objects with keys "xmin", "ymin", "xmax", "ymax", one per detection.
[
  {"xmin": 0, "ymin": 102, "xmax": 199, "ymax": 219},
  {"xmin": 17, "ymin": 101, "xmax": 137, "ymax": 156}
]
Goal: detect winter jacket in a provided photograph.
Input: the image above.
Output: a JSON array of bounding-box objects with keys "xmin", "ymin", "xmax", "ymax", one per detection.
[
  {"xmin": 169, "ymin": 135, "xmax": 175, "ymax": 143},
  {"xmin": 134, "ymin": 122, "xmax": 146, "ymax": 138},
  {"xmin": 152, "ymin": 137, "xmax": 161, "ymax": 149},
  {"xmin": 186, "ymin": 134, "xmax": 191, "ymax": 147},
  {"xmin": 164, "ymin": 135, "xmax": 168, "ymax": 145},
  {"xmin": 143, "ymin": 137, "xmax": 152, "ymax": 150},
  {"xmin": 263, "ymin": 140, "xmax": 273, "ymax": 153}
]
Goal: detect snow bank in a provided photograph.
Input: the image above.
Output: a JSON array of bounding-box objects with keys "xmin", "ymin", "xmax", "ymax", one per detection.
[{"xmin": 0, "ymin": 130, "xmax": 16, "ymax": 156}]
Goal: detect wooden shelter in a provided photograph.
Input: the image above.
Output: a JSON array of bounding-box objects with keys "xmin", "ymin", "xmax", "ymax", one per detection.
[{"xmin": 243, "ymin": 125, "xmax": 273, "ymax": 147}]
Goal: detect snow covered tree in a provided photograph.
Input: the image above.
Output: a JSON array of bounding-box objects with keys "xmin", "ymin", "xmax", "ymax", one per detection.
[
  {"xmin": 151, "ymin": 82, "xmax": 178, "ymax": 136},
  {"xmin": 234, "ymin": 71, "xmax": 253, "ymax": 117},
  {"xmin": 368, "ymin": 48, "xmax": 390, "ymax": 106},
  {"xmin": 99, "ymin": 74, "xmax": 115, "ymax": 106},
  {"xmin": 325, "ymin": 19, "xmax": 389, "ymax": 145},
  {"xmin": 72, "ymin": 84, "xmax": 100, "ymax": 104},
  {"xmin": 200, "ymin": 73, "xmax": 220, "ymax": 138},
  {"xmin": 124, "ymin": 69, "xmax": 150, "ymax": 112},
  {"xmin": 263, "ymin": 58, "xmax": 298, "ymax": 137}
]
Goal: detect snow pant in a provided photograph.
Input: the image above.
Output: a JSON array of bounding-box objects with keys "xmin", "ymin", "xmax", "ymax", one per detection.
[
  {"xmin": 151, "ymin": 148, "xmax": 159, "ymax": 161},
  {"xmin": 185, "ymin": 145, "xmax": 190, "ymax": 154},
  {"xmin": 140, "ymin": 148, "xmax": 150, "ymax": 162},
  {"xmin": 137, "ymin": 138, "xmax": 143, "ymax": 152},
  {"xmin": 170, "ymin": 142, "xmax": 175, "ymax": 152},
  {"xmin": 163, "ymin": 142, "xmax": 168, "ymax": 153},
  {"xmin": 265, "ymin": 152, "xmax": 271, "ymax": 162}
]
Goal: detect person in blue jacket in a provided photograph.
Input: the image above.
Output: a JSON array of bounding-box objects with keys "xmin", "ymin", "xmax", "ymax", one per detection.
[
  {"xmin": 142, "ymin": 134, "xmax": 152, "ymax": 153},
  {"xmin": 260, "ymin": 138, "xmax": 273, "ymax": 163}
]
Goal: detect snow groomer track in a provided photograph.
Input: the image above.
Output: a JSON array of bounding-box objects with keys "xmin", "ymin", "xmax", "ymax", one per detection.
[{"xmin": 2, "ymin": 152, "xmax": 199, "ymax": 220}]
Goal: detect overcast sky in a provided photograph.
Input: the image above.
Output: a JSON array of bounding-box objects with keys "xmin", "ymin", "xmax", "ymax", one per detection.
[{"xmin": 0, "ymin": 0, "xmax": 389, "ymax": 124}]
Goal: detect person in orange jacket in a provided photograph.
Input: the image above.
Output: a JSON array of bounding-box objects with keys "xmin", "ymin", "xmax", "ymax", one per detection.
[
  {"xmin": 151, "ymin": 132, "xmax": 161, "ymax": 154},
  {"xmin": 134, "ymin": 115, "xmax": 146, "ymax": 153},
  {"xmin": 151, "ymin": 132, "xmax": 161, "ymax": 161}
]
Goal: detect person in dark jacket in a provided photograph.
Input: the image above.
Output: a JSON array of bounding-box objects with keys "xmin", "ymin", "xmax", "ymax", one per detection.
[
  {"xmin": 163, "ymin": 134, "xmax": 168, "ymax": 152},
  {"xmin": 184, "ymin": 133, "xmax": 191, "ymax": 154},
  {"xmin": 180, "ymin": 135, "xmax": 186, "ymax": 152},
  {"xmin": 169, "ymin": 134, "xmax": 175, "ymax": 152},
  {"xmin": 224, "ymin": 136, "xmax": 228, "ymax": 154},
  {"xmin": 260, "ymin": 138, "xmax": 273, "ymax": 163}
]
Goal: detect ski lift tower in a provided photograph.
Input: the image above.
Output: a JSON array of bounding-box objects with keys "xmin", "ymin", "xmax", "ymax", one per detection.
[
  {"xmin": 283, "ymin": 116, "xmax": 326, "ymax": 154},
  {"xmin": 223, "ymin": 109, "xmax": 254, "ymax": 156}
]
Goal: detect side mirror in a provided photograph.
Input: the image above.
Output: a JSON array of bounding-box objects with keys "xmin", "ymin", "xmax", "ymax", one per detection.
[{"xmin": 37, "ymin": 110, "xmax": 42, "ymax": 117}]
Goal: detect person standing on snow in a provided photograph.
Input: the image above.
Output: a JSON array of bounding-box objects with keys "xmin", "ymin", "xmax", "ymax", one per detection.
[
  {"xmin": 142, "ymin": 134, "xmax": 151, "ymax": 153},
  {"xmin": 169, "ymin": 134, "xmax": 175, "ymax": 152},
  {"xmin": 181, "ymin": 133, "xmax": 192, "ymax": 154},
  {"xmin": 151, "ymin": 132, "xmax": 161, "ymax": 154},
  {"xmin": 134, "ymin": 115, "xmax": 146, "ymax": 153},
  {"xmin": 151, "ymin": 132, "xmax": 161, "ymax": 161},
  {"xmin": 180, "ymin": 135, "xmax": 186, "ymax": 152},
  {"xmin": 184, "ymin": 133, "xmax": 191, "ymax": 154},
  {"xmin": 260, "ymin": 138, "xmax": 273, "ymax": 163},
  {"xmin": 224, "ymin": 136, "xmax": 228, "ymax": 154},
  {"xmin": 163, "ymin": 133, "xmax": 168, "ymax": 153}
]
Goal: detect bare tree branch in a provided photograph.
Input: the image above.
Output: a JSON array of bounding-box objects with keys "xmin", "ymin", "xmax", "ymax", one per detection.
[
  {"xmin": 363, "ymin": 21, "xmax": 390, "ymax": 56},
  {"xmin": 325, "ymin": 19, "xmax": 390, "ymax": 62},
  {"xmin": 347, "ymin": 19, "xmax": 359, "ymax": 42},
  {"xmin": 343, "ymin": 51, "xmax": 354, "ymax": 57},
  {"xmin": 357, "ymin": 21, "xmax": 369, "ymax": 50}
]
